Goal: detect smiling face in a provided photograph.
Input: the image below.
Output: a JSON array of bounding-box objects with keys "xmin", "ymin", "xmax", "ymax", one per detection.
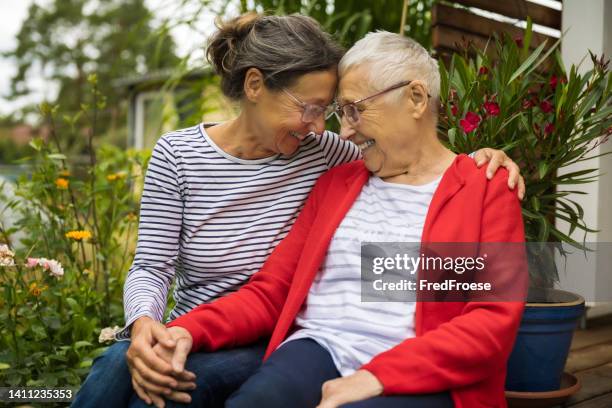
[
  {"xmin": 248, "ymin": 68, "xmax": 338, "ymax": 156},
  {"xmin": 338, "ymin": 65, "xmax": 422, "ymax": 177}
]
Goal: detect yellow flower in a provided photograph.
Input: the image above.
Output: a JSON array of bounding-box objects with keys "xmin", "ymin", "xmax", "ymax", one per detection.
[
  {"xmin": 125, "ymin": 213, "xmax": 137, "ymax": 222},
  {"xmin": 59, "ymin": 170, "xmax": 71, "ymax": 177},
  {"xmin": 28, "ymin": 282, "xmax": 48, "ymax": 297},
  {"xmin": 107, "ymin": 172, "xmax": 127, "ymax": 182},
  {"xmin": 55, "ymin": 178, "xmax": 69, "ymax": 189},
  {"xmin": 65, "ymin": 230, "xmax": 92, "ymax": 241}
]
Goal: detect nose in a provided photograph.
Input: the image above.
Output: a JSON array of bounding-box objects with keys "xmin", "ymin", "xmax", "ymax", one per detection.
[
  {"xmin": 308, "ymin": 115, "xmax": 326, "ymax": 135},
  {"xmin": 339, "ymin": 115, "xmax": 356, "ymax": 141}
]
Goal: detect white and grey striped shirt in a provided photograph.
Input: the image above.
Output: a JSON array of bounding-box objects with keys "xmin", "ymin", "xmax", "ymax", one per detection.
[
  {"xmin": 117, "ymin": 123, "xmax": 360, "ymax": 339},
  {"xmin": 283, "ymin": 175, "xmax": 441, "ymax": 375}
]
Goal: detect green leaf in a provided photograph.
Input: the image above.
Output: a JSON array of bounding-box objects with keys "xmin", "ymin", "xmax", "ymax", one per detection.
[
  {"xmin": 79, "ymin": 359, "xmax": 93, "ymax": 368},
  {"xmin": 508, "ymin": 41, "xmax": 547, "ymax": 85},
  {"xmin": 74, "ymin": 341, "xmax": 92, "ymax": 349},
  {"xmin": 521, "ymin": 17, "xmax": 533, "ymax": 57},
  {"xmin": 0, "ymin": 363, "xmax": 10, "ymax": 370},
  {"xmin": 538, "ymin": 162, "xmax": 549, "ymax": 179},
  {"xmin": 47, "ymin": 153, "xmax": 67, "ymax": 160},
  {"xmin": 65, "ymin": 297, "xmax": 79, "ymax": 311},
  {"xmin": 447, "ymin": 128, "xmax": 457, "ymax": 146},
  {"xmin": 29, "ymin": 138, "xmax": 43, "ymax": 151}
]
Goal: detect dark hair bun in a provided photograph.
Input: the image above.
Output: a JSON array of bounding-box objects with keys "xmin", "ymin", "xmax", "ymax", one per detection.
[
  {"xmin": 207, "ymin": 12, "xmax": 261, "ymax": 75},
  {"xmin": 206, "ymin": 12, "xmax": 344, "ymax": 100}
]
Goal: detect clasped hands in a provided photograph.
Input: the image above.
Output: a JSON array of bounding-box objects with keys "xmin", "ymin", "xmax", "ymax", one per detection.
[
  {"xmin": 125, "ymin": 317, "xmax": 195, "ymax": 408},
  {"xmin": 124, "ymin": 317, "xmax": 385, "ymax": 408}
]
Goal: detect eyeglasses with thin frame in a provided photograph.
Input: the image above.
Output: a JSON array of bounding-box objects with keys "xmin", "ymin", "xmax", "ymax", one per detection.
[
  {"xmin": 282, "ymin": 88, "xmax": 336, "ymax": 123},
  {"xmin": 333, "ymin": 80, "xmax": 430, "ymax": 126}
]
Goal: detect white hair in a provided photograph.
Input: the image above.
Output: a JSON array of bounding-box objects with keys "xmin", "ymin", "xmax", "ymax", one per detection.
[{"xmin": 339, "ymin": 31, "xmax": 440, "ymax": 110}]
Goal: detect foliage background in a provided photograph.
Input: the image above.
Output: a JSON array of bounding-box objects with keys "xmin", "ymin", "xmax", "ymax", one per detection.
[{"xmin": 0, "ymin": 0, "xmax": 610, "ymax": 389}]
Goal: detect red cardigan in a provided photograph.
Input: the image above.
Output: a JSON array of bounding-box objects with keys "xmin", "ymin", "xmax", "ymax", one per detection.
[{"xmin": 169, "ymin": 154, "xmax": 526, "ymax": 408}]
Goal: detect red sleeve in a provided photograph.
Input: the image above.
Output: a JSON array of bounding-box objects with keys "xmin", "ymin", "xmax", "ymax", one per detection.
[
  {"xmin": 360, "ymin": 171, "xmax": 527, "ymax": 394},
  {"xmin": 167, "ymin": 172, "xmax": 329, "ymax": 352}
]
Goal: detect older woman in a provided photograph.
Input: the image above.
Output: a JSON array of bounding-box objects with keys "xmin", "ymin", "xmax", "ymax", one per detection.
[
  {"xmin": 161, "ymin": 31, "xmax": 527, "ymax": 408},
  {"xmin": 73, "ymin": 13, "xmax": 522, "ymax": 408}
]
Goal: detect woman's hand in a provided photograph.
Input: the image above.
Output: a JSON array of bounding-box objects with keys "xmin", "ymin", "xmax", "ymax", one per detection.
[
  {"xmin": 126, "ymin": 316, "xmax": 181, "ymax": 405},
  {"xmin": 144, "ymin": 327, "xmax": 196, "ymax": 408},
  {"xmin": 473, "ymin": 148, "xmax": 525, "ymax": 200},
  {"xmin": 316, "ymin": 370, "xmax": 383, "ymax": 408}
]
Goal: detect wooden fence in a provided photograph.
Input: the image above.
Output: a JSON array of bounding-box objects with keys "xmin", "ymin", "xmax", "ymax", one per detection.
[{"xmin": 432, "ymin": 0, "xmax": 562, "ymax": 63}]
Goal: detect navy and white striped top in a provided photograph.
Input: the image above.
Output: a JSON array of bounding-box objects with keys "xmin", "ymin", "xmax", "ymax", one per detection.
[
  {"xmin": 117, "ymin": 123, "xmax": 360, "ymax": 339},
  {"xmin": 284, "ymin": 175, "xmax": 441, "ymax": 375}
]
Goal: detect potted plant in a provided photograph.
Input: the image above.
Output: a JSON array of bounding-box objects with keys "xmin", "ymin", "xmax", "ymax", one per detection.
[{"xmin": 437, "ymin": 21, "xmax": 612, "ymax": 397}]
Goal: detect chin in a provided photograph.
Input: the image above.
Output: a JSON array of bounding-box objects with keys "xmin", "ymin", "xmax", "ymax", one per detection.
[
  {"xmin": 281, "ymin": 147, "xmax": 299, "ymax": 156},
  {"xmin": 277, "ymin": 140, "xmax": 300, "ymax": 156},
  {"xmin": 363, "ymin": 153, "xmax": 383, "ymax": 174},
  {"xmin": 365, "ymin": 162, "xmax": 382, "ymax": 175}
]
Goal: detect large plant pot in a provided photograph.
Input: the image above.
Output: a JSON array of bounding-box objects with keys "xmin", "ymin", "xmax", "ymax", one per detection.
[{"xmin": 505, "ymin": 288, "xmax": 585, "ymax": 392}]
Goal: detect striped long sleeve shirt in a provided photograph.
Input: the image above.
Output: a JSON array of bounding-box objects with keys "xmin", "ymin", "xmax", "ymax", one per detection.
[{"xmin": 117, "ymin": 123, "xmax": 359, "ymax": 339}]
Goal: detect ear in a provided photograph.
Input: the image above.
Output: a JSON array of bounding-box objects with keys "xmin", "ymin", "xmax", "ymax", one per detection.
[
  {"xmin": 407, "ymin": 81, "xmax": 429, "ymax": 119},
  {"xmin": 244, "ymin": 68, "xmax": 265, "ymax": 102}
]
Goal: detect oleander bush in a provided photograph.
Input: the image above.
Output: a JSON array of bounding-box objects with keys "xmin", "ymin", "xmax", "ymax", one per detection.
[{"xmin": 438, "ymin": 21, "xmax": 612, "ymax": 285}]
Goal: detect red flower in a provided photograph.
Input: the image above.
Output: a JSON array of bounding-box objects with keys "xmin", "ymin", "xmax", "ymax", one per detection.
[
  {"xmin": 451, "ymin": 104, "xmax": 458, "ymax": 116},
  {"xmin": 549, "ymin": 75, "xmax": 566, "ymax": 90},
  {"xmin": 460, "ymin": 112, "xmax": 481, "ymax": 133},
  {"xmin": 540, "ymin": 100, "xmax": 554, "ymax": 113},
  {"xmin": 478, "ymin": 66, "xmax": 489, "ymax": 75},
  {"xmin": 466, "ymin": 111, "xmax": 481, "ymax": 125},
  {"xmin": 483, "ymin": 101, "xmax": 500, "ymax": 116},
  {"xmin": 544, "ymin": 123, "xmax": 555, "ymax": 134},
  {"xmin": 550, "ymin": 75, "xmax": 558, "ymax": 89},
  {"xmin": 515, "ymin": 37, "xmax": 524, "ymax": 48},
  {"xmin": 522, "ymin": 99, "xmax": 535, "ymax": 109}
]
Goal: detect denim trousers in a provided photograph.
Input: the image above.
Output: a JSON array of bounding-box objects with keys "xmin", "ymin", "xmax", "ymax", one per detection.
[
  {"xmin": 226, "ymin": 338, "xmax": 455, "ymax": 408},
  {"xmin": 71, "ymin": 339, "xmax": 266, "ymax": 408}
]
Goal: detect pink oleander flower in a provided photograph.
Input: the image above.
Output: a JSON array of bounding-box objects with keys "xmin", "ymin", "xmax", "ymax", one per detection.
[
  {"xmin": 540, "ymin": 100, "xmax": 554, "ymax": 113},
  {"xmin": 550, "ymin": 75, "xmax": 567, "ymax": 90},
  {"xmin": 460, "ymin": 111, "xmax": 481, "ymax": 133},
  {"xmin": 522, "ymin": 98, "xmax": 535, "ymax": 110},
  {"xmin": 515, "ymin": 37, "xmax": 524, "ymax": 48},
  {"xmin": 484, "ymin": 101, "xmax": 501, "ymax": 116},
  {"xmin": 550, "ymin": 75, "xmax": 558, "ymax": 90},
  {"xmin": 544, "ymin": 123, "xmax": 555, "ymax": 135}
]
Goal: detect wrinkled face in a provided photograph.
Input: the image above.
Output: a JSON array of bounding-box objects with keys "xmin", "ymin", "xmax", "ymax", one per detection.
[
  {"xmin": 255, "ymin": 68, "xmax": 337, "ymax": 156},
  {"xmin": 338, "ymin": 65, "xmax": 415, "ymax": 177}
]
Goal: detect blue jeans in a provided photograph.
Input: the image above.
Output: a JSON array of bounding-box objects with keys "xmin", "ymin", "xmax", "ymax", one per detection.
[
  {"xmin": 72, "ymin": 339, "xmax": 266, "ymax": 408},
  {"xmin": 226, "ymin": 338, "xmax": 454, "ymax": 408}
]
